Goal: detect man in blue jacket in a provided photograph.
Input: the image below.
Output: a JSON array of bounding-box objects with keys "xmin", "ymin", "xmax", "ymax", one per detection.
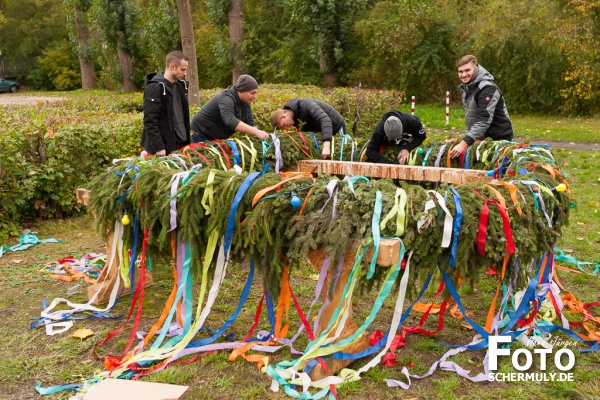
[
  {"xmin": 140, "ymin": 51, "xmax": 190, "ymax": 156},
  {"xmin": 365, "ymin": 111, "xmax": 427, "ymax": 164},
  {"xmin": 449, "ymin": 55, "xmax": 513, "ymax": 159},
  {"xmin": 270, "ymin": 98, "xmax": 346, "ymax": 159},
  {"xmin": 190, "ymin": 75, "xmax": 270, "ymax": 142}
]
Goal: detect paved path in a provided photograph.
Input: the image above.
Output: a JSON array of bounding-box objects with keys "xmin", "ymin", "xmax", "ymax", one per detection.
[{"xmin": 0, "ymin": 94, "xmax": 65, "ymax": 105}]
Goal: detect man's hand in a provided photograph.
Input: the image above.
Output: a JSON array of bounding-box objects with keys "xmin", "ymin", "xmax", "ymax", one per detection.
[
  {"xmin": 256, "ymin": 130, "xmax": 270, "ymax": 140},
  {"xmin": 156, "ymin": 149, "xmax": 166, "ymax": 157},
  {"xmin": 321, "ymin": 141, "xmax": 331, "ymax": 159},
  {"xmin": 449, "ymin": 140, "xmax": 469, "ymax": 159},
  {"xmin": 397, "ymin": 149, "xmax": 410, "ymax": 164}
]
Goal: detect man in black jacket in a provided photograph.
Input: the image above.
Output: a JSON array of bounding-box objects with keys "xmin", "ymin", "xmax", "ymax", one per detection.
[
  {"xmin": 269, "ymin": 98, "xmax": 346, "ymax": 159},
  {"xmin": 140, "ymin": 51, "xmax": 190, "ymax": 156},
  {"xmin": 365, "ymin": 111, "xmax": 427, "ymax": 164},
  {"xmin": 190, "ymin": 75, "xmax": 270, "ymax": 142},
  {"xmin": 449, "ymin": 54, "xmax": 513, "ymax": 159}
]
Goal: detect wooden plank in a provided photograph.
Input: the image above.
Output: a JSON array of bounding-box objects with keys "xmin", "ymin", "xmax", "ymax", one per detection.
[
  {"xmin": 364, "ymin": 238, "xmax": 401, "ymax": 267},
  {"xmin": 296, "ymin": 160, "xmax": 490, "ymax": 184},
  {"xmin": 76, "ymin": 188, "xmax": 91, "ymax": 206}
]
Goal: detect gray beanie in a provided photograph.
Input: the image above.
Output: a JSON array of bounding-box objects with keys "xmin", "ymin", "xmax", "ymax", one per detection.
[
  {"xmin": 384, "ymin": 116, "xmax": 403, "ymax": 140},
  {"xmin": 235, "ymin": 74, "xmax": 259, "ymax": 93}
]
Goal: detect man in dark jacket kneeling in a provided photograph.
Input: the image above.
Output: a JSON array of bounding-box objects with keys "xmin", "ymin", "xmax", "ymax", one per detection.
[
  {"xmin": 366, "ymin": 111, "xmax": 427, "ymax": 165},
  {"xmin": 270, "ymin": 98, "xmax": 346, "ymax": 159}
]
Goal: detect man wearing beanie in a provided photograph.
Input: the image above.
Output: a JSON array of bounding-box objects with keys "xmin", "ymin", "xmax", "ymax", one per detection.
[
  {"xmin": 365, "ymin": 111, "xmax": 427, "ymax": 164},
  {"xmin": 269, "ymin": 98, "xmax": 346, "ymax": 159},
  {"xmin": 449, "ymin": 55, "xmax": 513, "ymax": 158},
  {"xmin": 190, "ymin": 74, "xmax": 270, "ymax": 141}
]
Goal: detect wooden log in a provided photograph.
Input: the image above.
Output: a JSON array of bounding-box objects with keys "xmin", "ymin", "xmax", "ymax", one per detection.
[
  {"xmin": 296, "ymin": 160, "xmax": 490, "ymax": 184},
  {"xmin": 76, "ymin": 188, "xmax": 91, "ymax": 206},
  {"xmin": 305, "ymin": 239, "xmax": 401, "ymax": 380}
]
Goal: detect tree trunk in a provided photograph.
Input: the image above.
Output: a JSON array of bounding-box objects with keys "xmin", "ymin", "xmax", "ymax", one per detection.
[
  {"xmin": 318, "ymin": 44, "xmax": 338, "ymax": 87},
  {"xmin": 176, "ymin": 0, "xmax": 200, "ymax": 106},
  {"xmin": 73, "ymin": 3, "xmax": 97, "ymax": 89},
  {"xmin": 228, "ymin": 0, "xmax": 244, "ymax": 84},
  {"xmin": 116, "ymin": 37, "xmax": 137, "ymax": 92}
]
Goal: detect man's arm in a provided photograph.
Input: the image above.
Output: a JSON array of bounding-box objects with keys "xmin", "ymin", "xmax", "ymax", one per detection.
[
  {"xmin": 142, "ymin": 83, "xmax": 166, "ymax": 155},
  {"xmin": 234, "ymin": 121, "xmax": 269, "ymax": 140},
  {"xmin": 403, "ymin": 116, "xmax": 427, "ymax": 152},
  {"xmin": 218, "ymin": 96, "xmax": 242, "ymax": 132},
  {"xmin": 306, "ymin": 100, "xmax": 334, "ymax": 141}
]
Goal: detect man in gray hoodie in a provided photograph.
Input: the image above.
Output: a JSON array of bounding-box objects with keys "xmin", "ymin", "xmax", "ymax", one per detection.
[{"xmin": 449, "ymin": 55, "xmax": 513, "ymax": 159}]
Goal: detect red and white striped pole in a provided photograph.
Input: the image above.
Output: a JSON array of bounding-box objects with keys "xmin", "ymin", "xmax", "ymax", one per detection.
[
  {"xmin": 411, "ymin": 96, "xmax": 415, "ymax": 115},
  {"xmin": 445, "ymin": 91, "xmax": 450, "ymax": 125}
]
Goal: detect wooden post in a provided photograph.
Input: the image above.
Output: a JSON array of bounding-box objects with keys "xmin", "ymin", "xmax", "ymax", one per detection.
[{"xmin": 306, "ymin": 239, "xmax": 401, "ymax": 379}]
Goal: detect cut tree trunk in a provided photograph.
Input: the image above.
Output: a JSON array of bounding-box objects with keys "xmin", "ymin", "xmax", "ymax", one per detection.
[
  {"xmin": 116, "ymin": 37, "xmax": 137, "ymax": 92},
  {"xmin": 228, "ymin": 0, "xmax": 244, "ymax": 84},
  {"xmin": 176, "ymin": 0, "xmax": 200, "ymax": 106},
  {"xmin": 73, "ymin": 4, "xmax": 97, "ymax": 89}
]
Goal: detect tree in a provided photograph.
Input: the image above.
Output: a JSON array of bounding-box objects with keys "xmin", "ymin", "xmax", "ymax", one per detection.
[
  {"xmin": 228, "ymin": 0, "xmax": 244, "ymax": 83},
  {"xmin": 176, "ymin": 0, "xmax": 200, "ymax": 106},
  {"xmin": 285, "ymin": 0, "xmax": 368, "ymax": 87},
  {"xmin": 64, "ymin": 0, "xmax": 98, "ymax": 89},
  {"xmin": 91, "ymin": 0, "xmax": 141, "ymax": 92},
  {"xmin": 242, "ymin": 0, "xmax": 323, "ymax": 85},
  {"xmin": 0, "ymin": 0, "xmax": 69, "ymax": 79}
]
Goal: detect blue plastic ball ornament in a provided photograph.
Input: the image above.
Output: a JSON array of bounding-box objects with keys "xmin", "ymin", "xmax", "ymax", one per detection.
[{"xmin": 290, "ymin": 190, "xmax": 302, "ymax": 207}]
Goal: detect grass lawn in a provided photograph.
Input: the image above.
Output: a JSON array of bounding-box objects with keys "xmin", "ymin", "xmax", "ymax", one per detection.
[
  {"xmin": 0, "ymin": 91, "xmax": 599, "ymax": 399},
  {"xmin": 395, "ymin": 103, "xmax": 600, "ymax": 145}
]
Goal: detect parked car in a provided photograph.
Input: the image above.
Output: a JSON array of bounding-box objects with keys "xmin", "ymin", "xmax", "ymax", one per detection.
[{"xmin": 0, "ymin": 77, "xmax": 20, "ymax": 93}]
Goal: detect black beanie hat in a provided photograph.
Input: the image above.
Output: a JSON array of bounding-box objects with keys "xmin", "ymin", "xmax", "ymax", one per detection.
[{"xmin": 235, "ymin": 75, "xmax": 259, "ymax": 93}]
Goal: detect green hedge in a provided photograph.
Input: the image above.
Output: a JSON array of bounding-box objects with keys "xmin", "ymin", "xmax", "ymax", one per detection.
[{"xmin": 0, "ymin": 86, "xmax": 403, "ymax": 239}]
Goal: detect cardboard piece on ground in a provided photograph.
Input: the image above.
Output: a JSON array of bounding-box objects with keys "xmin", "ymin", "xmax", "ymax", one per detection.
[{"xmin": 82, "ymin": 378, "xmax": 188, "ymax": 400}]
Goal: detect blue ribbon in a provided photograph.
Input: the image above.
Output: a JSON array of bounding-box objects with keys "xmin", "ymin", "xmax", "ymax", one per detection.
[
  {"xmin": 186, "ymin": 260, "xmax": 255, "ymax": 348},
  {"xmin": 311, "ymin": 133, "xmax": 320, "ymax": 151},
  {"xmin": 226, "ymin": 140, "xmax": 242, "ymax": 165},
  {"xmin": 448, "ymin": 189, "xmax": 462, "ymax": 267}
]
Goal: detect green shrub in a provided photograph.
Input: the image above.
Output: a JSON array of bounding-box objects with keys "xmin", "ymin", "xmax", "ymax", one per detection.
[
  {"xmin": 0, "ymin": 87, "xmax": 405, "ymax": 238},
  {"xmin": 0, "ymin": 94, "xmax": 142, "ymax": 237}
]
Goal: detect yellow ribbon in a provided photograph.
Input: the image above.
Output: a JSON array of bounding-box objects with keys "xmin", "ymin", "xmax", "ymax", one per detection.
[
  {"xmin": 379, "ymin": 188, "xmax": 407, "ymax": 236},
  {"xmin": 201, "ymin": 170, "xmax": 216, "ymax": 215}
]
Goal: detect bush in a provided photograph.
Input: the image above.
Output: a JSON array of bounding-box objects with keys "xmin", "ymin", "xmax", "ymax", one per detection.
[
  {"xmin": 0, "ymin": 87, "xmax": 404, "ymax": 238},
  {"xmin": 0, "ymin": 94, "xmax": 142, "ymax": 238},
  {"xmin": 27, "ymin": 40, "xmax": 81, "ymax": 91}
]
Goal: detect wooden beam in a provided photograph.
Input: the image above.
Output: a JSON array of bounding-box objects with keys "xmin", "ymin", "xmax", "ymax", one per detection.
[
  {"xmin": 296, "ymin": 160, "xmax": 490, "ymax": 184},
  {"xmin": 364, "ymin": 238, "xmax": 401, "ymax": 267},
  {"xmin": 76, "ymin": 188, "xmax": 91, "ymax": 206}
]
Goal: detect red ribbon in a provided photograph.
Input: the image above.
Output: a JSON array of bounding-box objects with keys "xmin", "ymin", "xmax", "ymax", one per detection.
[
  {"xmin": 96, "ymin": 228, "xmax": 149, "ymax": 370},
  {"xmin": 476, "ymin": 199, "xmax": 515, "ymax": 257},
  {"xmin": 244, "ymin": 293, "xmax": 265, "ymax": 341}
]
